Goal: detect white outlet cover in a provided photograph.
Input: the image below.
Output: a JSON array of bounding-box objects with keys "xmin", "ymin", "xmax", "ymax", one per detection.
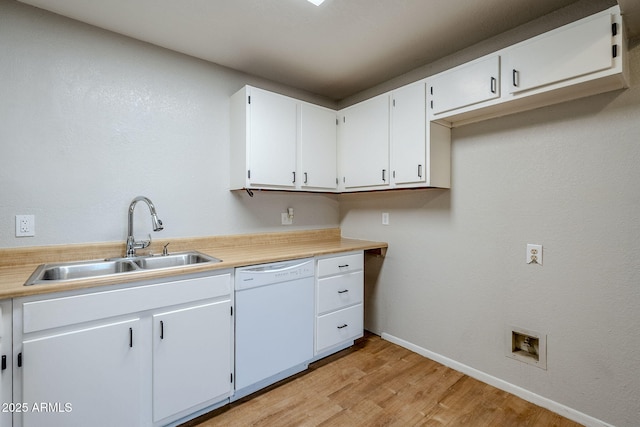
[
  {"xmin": 16, "ymin": 214, "xmax": 35, "ymax": 237},
  {"xmin": 526, "ymin": 244, "xmax": 542, "ymax": 265},
  {"xmin": 382, "ymin": 212, "xmax": 389, "ymax": 225},
  {"xmin": 281, "ymin": 212, "xmax": 293, "ymax": 225}
]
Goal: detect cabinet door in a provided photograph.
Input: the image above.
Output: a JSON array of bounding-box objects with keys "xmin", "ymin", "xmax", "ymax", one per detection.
[
  {"xmin": 391, "ymin": 82, "xmax": 426, "ymax": 185},
  {"xmin": 339, "ymin": 93, "xmax": 390, "ymax": 189},
  {"xmin": 19, "ymin": 318, "xmax": 142, "ymax": 427},
  {"xmin": 0, "ymin": 301, "xmax": 11, "ymax": 427},
  {"xmin": 248, "ymin": 87, "xmax": 297, "ymax": 187},
  {"xmin": 152, "ymin": 299, "xmax": 231, "ymax": 423},
  {"xmin": 299, "ymin": 103, "xmax": 337, "ymax": 189},
  {"xmin": 429, "ymin": 55, "xmax": 500, "ymax": 114},
  {"xmin": 508, "ymin": 12, "xmax": 613, "ymax": 94}
]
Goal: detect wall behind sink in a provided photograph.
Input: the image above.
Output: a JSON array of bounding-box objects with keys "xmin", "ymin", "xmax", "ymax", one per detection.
[{"xmin": 0, "ymin": 0, "xmax": 339, "ymax": 248}]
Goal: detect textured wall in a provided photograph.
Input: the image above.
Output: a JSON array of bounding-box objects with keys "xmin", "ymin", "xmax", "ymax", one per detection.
[{"xmin": 0, "ymin": 0, "xmax": 339, "ymax": 248}]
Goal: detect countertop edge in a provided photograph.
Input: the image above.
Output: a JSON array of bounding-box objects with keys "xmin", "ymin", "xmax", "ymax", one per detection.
[{"xmin": 0, "ymin": 230, "xmax": 387, "ymax": 299}]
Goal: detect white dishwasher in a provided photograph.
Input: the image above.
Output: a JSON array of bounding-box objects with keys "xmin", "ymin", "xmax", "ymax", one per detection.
[{"xmin": 233, "ymin": 258, "xmax": 315, "ymax": 400}]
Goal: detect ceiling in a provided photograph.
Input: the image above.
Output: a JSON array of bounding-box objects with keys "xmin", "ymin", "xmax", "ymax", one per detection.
[{"xmin": 16, "ymin": 0, "xmax": 640, "ymax": 101}]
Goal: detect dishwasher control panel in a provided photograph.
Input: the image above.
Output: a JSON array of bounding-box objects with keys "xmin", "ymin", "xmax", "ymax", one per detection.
[{"xmin": 235, "ymin": 258, "xmax": 314, "ymax": 290}]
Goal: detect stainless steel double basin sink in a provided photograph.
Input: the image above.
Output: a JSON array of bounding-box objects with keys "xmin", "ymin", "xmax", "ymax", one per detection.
[{"xmin": 25, "ymin": 251, "xmax": 222, "ymax": 286}]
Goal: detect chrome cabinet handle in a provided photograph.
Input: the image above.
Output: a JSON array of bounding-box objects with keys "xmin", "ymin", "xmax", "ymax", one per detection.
[
  {"xmin": 338, "ymin": 264, "xmax": 349, "ymax": 268},
  {"xmin": 304, "ymin": 172, "xmax": 308, "ymax": 184},
  {"xmin": 490, "ymin": 77, "xmax": 497, "ymax": 94},
  {"xmin": 292, "ymin": 171, "xmax": 296, "ymax": 183},
  {"xmin": 418, "ymin": 164, "xmax": 423, "ymax": 178},
  {"xmin": 382, "ymin": 169, "xmax": 386, "ymax": 182},
  {"xmin": 160, "ymin": 320, "xmax": 164, "ymax": 340},
  {"xmin": 512, "ymin": 69, "xmax": 519, "ymax": 87},
  {"xmin": 337, "ymin": 324, "xmax": 348, "ymax": 329},
  {"xmin": 338, "ymin": 289, "xmax": 349, "ymax": 294}
]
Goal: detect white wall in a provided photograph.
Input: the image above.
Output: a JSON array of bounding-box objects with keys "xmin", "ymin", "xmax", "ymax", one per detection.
[
  {"xmin": 0, "ymin": 0, "xmax": 339, "ymax": 248},
  {"xmin": 340, "ymin": 24, "xmax": 640, "ymax": 427}
]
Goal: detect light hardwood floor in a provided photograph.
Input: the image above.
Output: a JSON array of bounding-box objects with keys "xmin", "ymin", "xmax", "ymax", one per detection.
[{"xmin": 184, "ymin": 333, "xmax": 582, "ymax": 427}]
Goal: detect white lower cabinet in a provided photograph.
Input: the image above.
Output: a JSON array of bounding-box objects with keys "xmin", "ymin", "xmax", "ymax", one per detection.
[
  {"xmin": 20, "ymin": 318, "xmax": 143, "ymax": 427},
  {"xmin": 12, "ymin": 271, "xmax": 233, "ymax": 427},
  {"xmin": 315, "ymin": 252, "xmax": 364, "ymax": 356},
  {"xmin": 152, "ymin": 300, "xmax": 231, "ymax": 424},
  {"xmin": 0, "ymin": 300, "xmax": 12, "ymax": 427}
]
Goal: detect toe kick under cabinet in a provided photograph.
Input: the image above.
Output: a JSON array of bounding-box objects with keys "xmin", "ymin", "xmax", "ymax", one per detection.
[
  {"xmin": 11, "ymin": 271, "xmax": 234, "ymax": 427},
  {"xmin": 315, "ymin": 251, "xmax": 364, "ymax": 357}
]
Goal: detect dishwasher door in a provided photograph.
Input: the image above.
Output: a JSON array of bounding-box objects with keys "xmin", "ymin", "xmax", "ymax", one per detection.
[{"xmin": 234, "ymin": 259, "xmax": 314, "ymax": 398}]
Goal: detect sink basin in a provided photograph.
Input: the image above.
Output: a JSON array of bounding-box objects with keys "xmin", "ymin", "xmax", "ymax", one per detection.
[
  {"xmin": 26, "ymin": 259, "xmax": 139, "ymax": 285},
  {"xmin": 24, "ymin": 251, "xmax": 222, "ymax": 286},
  {"xmin": 132, "ymin": 252, "xmax": 221, "ymax": 269}
]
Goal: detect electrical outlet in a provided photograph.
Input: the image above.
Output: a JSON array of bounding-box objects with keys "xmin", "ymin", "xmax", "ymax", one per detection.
[
  {"xmin": 16, "ymin": 215, "xmax": 35, "ymax": 237},
  {"xmin": 526, "ymin": 244, "xmax": 542, "ymax": 265},
  {"xmin": 281, "ymin": 212, "xmax": 293, "ymax": 225},
  {"xmin": 382, "ymin": 212, "xmax": 389, "ymax": 225}
]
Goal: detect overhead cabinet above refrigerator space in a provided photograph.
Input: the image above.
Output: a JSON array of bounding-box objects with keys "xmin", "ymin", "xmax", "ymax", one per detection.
[{"xmin": 428, "ymin": 5, "xmax": 627, "ymax": 127}]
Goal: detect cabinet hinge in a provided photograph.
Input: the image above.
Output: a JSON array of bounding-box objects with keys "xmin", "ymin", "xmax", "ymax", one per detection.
[
  {"xmin": 612, "ymin": 22, "xmax": 618, "ymax": 36},
  {"xmin": 248, "ymin": 95, "xmax": 251, "ymax": 104}
]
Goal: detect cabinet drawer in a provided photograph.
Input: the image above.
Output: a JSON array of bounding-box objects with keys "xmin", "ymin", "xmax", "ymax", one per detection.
[
  {"xmin": 316, "ymin": 304, "xmax": 363, "ymax": 353},
  {"xmin": 21, "ymin": 272, "xmax": 231, "ymax": 334},
  {"xmin": 317, "ymin": 252, "xmax": 363, "ymax": 278},
  {"xmin": 317, "ymin": 271, "xmax": 363, "ymax": 314}
]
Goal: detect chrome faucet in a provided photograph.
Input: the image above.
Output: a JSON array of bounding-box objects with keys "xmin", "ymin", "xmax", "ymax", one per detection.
[{"xmin": 126, "ymin": 196, "xmax": 164, "ymax": 257}]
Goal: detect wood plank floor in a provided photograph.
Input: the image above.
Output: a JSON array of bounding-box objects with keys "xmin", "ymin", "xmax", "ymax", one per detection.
[{"xmin": 184, "ymin": 333, "xmax": 582, "ymax": 427}]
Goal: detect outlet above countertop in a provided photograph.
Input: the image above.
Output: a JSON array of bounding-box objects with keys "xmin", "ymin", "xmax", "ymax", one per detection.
[{"xmin": 0, "ymin": 228, "xmax": 387, "ymax": 298}]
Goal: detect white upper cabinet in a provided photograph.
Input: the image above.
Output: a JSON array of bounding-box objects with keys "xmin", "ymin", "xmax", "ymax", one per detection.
[
  {"xmin": 508, "ymin": 12, "xmax": 614, "ymax": 95},
  {"xmin": 430, "ymin": 5, "xmax": 625, "ymax": 127},
  {"xmin": 338, "ymin": 93, "xmax": 390, "ymax": 190},
  {"xmin": 391, "ymin": 82, "xmax": 427, "ymax": 185},
  {"xmin": 231, "ymin": 86, "xmax": 336, "ymax": 191},
  {"xmin": 231, "ymin": 86, "xmax": 297, "ymax": 189},
  {"xmin": 429, "ymin": 55, "xmax": 500, "ymax": 116},
  {"xmin": 231, "ymin": 6, "xmax": 624, "ymax": 193},
  {"xmin": 299, "ymin": 103, "xmax": 337, "ymax": 190}
]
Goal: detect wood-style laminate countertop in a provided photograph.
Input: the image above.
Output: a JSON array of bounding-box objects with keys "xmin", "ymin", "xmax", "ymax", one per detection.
[{"xmin": 0, "ymin": 228, "xmax": 387, "ymax": 299}]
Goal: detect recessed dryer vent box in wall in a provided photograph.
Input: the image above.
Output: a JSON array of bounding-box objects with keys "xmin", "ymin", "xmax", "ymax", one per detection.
[{"xmin": 506, "ymin": 326, "xmax": 547, "ymax": 370}]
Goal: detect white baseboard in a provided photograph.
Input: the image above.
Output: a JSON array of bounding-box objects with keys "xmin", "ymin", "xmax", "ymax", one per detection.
[{"xmin": 380, "ymin": 332, "xmax": 613, "ymax": 427}]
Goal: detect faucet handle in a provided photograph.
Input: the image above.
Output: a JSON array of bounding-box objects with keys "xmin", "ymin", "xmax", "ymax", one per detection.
[
  {"xmin": 134, "ymin": 234, "xmax": 152, "ymax": 250},
  {"xmin": 162, "ymin": 242, "xmax": 170, "ymax": 256}
]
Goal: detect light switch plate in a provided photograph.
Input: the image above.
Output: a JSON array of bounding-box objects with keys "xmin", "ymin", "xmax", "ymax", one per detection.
[{"xmin": 382, "ymin": 212, "xmax": 389, "ymax": 225}]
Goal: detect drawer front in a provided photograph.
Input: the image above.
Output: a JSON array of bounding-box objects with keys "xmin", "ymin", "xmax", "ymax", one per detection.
[
  {"xmin": 21, "ymin": 272, "xmax": 232, "ymax": 334},
  {"xmin": 317, "ymin": 252, "xmax": 363, "ymax": 278},
  {"xmin": 316, "ymin": 304, "xmax": 363, "ymax": 353},
  {"xmin": 317, "ymin": 271, "xmax": 363, "ymax": 315}
]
